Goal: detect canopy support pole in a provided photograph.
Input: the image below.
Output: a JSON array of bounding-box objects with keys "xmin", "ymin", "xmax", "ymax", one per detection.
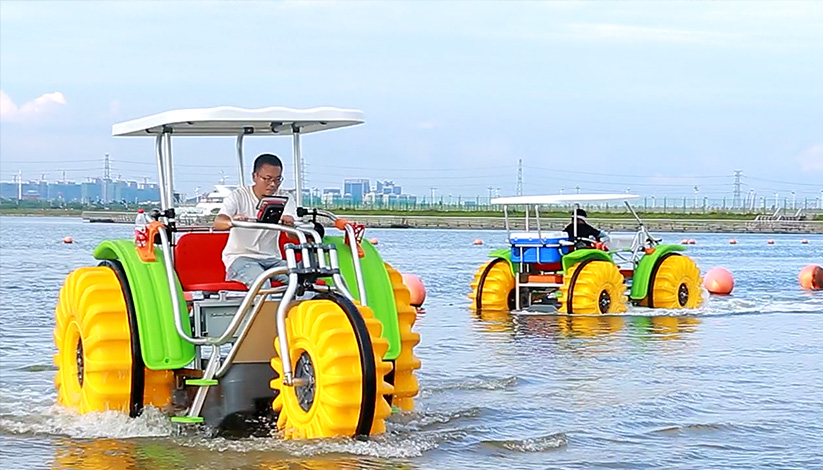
[{"xmin": 292, "ymin": 125, "xmax": 303, "ymax": 207}]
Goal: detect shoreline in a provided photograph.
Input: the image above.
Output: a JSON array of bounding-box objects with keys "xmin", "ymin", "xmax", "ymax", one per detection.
[
  {"xmin": 346, "ymin": 215, "xmax": 823, "ymax": 234},
  {"xmin": 2, "ymin": 210, "xmax": 821, "ymax": 234},
  {"xmin": 4, "ymin": 211, "xmax": 821, "ymax": 234}
]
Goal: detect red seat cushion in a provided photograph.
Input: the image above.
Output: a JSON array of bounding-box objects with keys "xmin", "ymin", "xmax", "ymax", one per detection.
[
  {"xmin": 278, "ymin": 232, "xmax": 302, "ymax": 263},
  {"xmin": 175, "ymin": 232, "xmax": 292, "ymax": 292},
  {"xmin": 185, "ymin": 281, "xmax": 249, "ymax": 292},
  {"xmin": 175, "ymin": 232, "xmax": 238, "ymax": 292}
]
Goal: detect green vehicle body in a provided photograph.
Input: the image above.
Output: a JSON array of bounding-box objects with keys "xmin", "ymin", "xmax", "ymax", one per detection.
[
  {"xmin": 94, "ymin": 240, "xmax": 196, "ymax": 370},
  {"xmin": 488, "ymin": 247, "xmax": 612, "ymax": 275},
  {"xmin": 627, "ymin": 244, "xmax": 685, "ymax": 301},
  {"xmin": 324, "ymin": 235, "xmax": 402, "ymax": 360},
  {"xmin": 94, "ymin": 236, "xmax": 404, "ymax": 369},
  {"xmin": 560, "ymin": 249, "xmax": 613, "ymax": 272}
]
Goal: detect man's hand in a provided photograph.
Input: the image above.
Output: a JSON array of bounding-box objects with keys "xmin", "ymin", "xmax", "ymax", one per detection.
[
  {"xmin": 213, "ymin": 214, "xmax": 233, "ymax": 231},
  {"xmin": 214, "ymin": 214, "xmax": 250, "ymax": 230},
  {"xmin": 281, "ymin": 215, "xmax": 295, "ymax": 226}
]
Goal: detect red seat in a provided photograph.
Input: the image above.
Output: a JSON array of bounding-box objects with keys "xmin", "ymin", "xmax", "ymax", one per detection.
[
  {"xmin": 175, "ymin": 232, "xmax": 248, "ymax": 292},
  {"xmin": 174, "ymin": 231, "xmax": 320, "ymax": 293},
  {"xmin": 278, "ymin": 232, "xmax": 302, "ymax": 262},
  {"xmin": 533, "ymin": 262, "xmax": 563, "ymax": 272}
]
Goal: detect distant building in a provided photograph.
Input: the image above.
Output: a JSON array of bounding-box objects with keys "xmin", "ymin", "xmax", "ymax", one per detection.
[
  {"xmin": 364, "ymin": 191, "xmax": 417, "ymax": 206},
  {"xmin": 343, "ymin": 178, "xmax": 370, "ymax": 204},
  {"xmin": 0, "ymin": 178, "xmax": 160, "ymax": 203},
  {"xmin": 375, "ymin": 180, "xmax": 402, "ymax": 195},
  {"xmin": 22, "ymin": 189, "xmax": 40, "ymax": 201},
  {"xmin": 322, "ymin": 188, "xmax": 342, "ymax": 205}
]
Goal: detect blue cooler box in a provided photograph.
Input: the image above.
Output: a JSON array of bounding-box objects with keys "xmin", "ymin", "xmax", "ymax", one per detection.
[{"xmin": 509, "ymin": 231, "xmax": 570, "ymax": 263}]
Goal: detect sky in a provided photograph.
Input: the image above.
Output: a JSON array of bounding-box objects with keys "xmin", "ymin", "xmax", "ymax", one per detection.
[{"xmin": 1, "ymin": 1, "xmax": 821, "ymax": 203}]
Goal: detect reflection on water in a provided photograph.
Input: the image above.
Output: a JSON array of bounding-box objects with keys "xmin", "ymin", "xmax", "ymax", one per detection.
[
  {"xmin": 474, "ymin": 310, "xmax": 700, "ymax": 341},
  {"xmin": 629, "ymin": 316, "xmax": 700, "ymax": 340},
  {"xmin": 52, "ymin": 436, "xmax": 416, "ymax": 470}
]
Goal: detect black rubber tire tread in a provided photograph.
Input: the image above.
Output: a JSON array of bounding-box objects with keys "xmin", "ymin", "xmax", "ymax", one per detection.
[
  {"xmin": 647, "ymin": 252, "xmax": 678, "ymax": 308},
  {"xmin": 474, "ymin": 258, "xmax": 515, "ymax": 311},
  {"xmin": 315, "ymin": 292, "xmax": 377, "ymax": 438},
  {"xmin": 97, "ymin": 260, "xmax": 144, "ymax": 418},
  {"xmin": 565, "ymin": 258, "xmax": 596, "ymax": 314}
]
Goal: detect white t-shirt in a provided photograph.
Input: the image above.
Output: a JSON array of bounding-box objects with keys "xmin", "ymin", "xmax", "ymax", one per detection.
[{"xmin": 218, "ymin": 186, "xmax": 298, "ymax": 270}]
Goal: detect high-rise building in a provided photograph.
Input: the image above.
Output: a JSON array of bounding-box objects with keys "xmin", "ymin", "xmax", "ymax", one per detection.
[{"xmin": 343, "ymin": 178, "xmax": 370, "ymax": 204}]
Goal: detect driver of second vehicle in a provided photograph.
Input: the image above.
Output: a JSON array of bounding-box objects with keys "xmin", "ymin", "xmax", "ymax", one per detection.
[{"xmin": 562, "ymin": 208, "xmax": 610, "ymax": 247}]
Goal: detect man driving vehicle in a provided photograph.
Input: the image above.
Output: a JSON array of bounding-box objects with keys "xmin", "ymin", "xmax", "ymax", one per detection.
[
  {"xmin": 213, "ymin": 153, "xmax": 297, "ymax": 287},
  {"xmin": 562, "ymin": 208, "xmax": 609, "ymax": 246}
]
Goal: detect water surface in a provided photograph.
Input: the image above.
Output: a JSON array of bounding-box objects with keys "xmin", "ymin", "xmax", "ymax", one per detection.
[{"xmin": 1, "ymin": 217, "xmax": 821, "ymax": 469}]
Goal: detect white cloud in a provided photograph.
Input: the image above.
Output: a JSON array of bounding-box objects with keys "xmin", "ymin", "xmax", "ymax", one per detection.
[
  {"xmin": 563, "ymin": 23, "xmax": 740, "ymax": 45},
  {"xmin": 0, "ymin": 90, "xmax": 67, "ymax": 122},
  {"xmin": 109, "ymin": 99, "xmax": 121, "ymax": 116},
  {"xmin": 0, "ymin": 92, "xmax": 15, "ymax": 120},
  {"xmin": 797, "ymin": 145, "xmax": 823, "ymax": 172},
  {"xmin": 416, "ymin": 122, "xmax": 437, "ymax": 129}
]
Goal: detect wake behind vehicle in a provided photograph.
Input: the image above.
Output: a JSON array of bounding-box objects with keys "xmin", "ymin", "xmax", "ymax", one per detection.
[
  {"xmin": 469, "ymin": 194, "xmax": 703, "ymax": 314},
  {"xmin": 53, "ymin": 106, "xmax": 421, "ymax": 439}
]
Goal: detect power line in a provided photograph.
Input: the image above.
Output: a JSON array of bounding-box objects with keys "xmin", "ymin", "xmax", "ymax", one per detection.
[
  {"xmin": 743, "ymin": 175, "xmax": 822, "ymax": 187},
  {"xmin": 523, "ymin": 165, "xmax": 731, "ymax": 179},
  {"xmin": 305, "ymin": 163, "xmax": 512, "ymax": 172}
]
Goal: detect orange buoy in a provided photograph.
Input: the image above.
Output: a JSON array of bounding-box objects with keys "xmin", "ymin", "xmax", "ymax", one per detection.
[
  {"xmin": 401, "ymin": 273, "xmax": 427, "ymax": 307},
  {"xmin": 703, "ymin": 267, "xmax": 734, "ymax": 295},
  {"xmin": 800, "ymin": 239, "xmax": 809, "ymax": 244},
  {"xmin": 368, "ymin": 237, "xmax": 379, "ymax": 245},
  {"xmin": 799, "ymin": 265, "xmax": 823, "ymax": 290},
  {"xmin": 688, "ymin": 239, "xmax": 696, "ymax": 245},
  {"xmin": 62, "ymin": 236, "xmax": 73, "ymax": 244},
  {"xmin": 729, "ymin": 239, "xmax": 737, "ymax": 245},
  {"xmin": 680, "ymin": 239, "xmax": 689, "ymax": 245},
  {"xmin": 767, "ymin": 239, "xmax": 775, "ymax": 245},
  {"xmin": 473, "ymin": 239, "xmax": 483, "ymax": 245}
]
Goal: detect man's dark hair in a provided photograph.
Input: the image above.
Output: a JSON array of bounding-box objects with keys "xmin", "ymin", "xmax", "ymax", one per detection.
[
  {"xmin": 573, "ymin": 208, "xmax": 588, "ymax": 218},
  {"xmin": 253, "ymin": 153, "xmax": 283, "ymax": 173}
]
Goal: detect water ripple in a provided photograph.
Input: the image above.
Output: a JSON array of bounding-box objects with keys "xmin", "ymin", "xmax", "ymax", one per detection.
[{"xmin": 480, "ymin": 432, "xmax": 568, "ymax": 452}]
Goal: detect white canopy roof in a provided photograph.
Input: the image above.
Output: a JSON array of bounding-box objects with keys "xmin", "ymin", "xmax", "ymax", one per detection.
[
  {"xmin": 491, "ymin": 194, "xmax": 640, "ymax": 205},
  {"xmin": 112, "ymin": 106, "xmax": 364, "ymax": 137}
]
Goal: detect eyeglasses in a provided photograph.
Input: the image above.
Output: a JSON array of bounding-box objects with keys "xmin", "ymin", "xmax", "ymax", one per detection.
[{"xmin": 259, "ymin": 175, "xmax": 284, "ymax": 184}]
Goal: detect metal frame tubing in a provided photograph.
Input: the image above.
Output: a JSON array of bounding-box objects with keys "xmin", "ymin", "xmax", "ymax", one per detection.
[
  {"xmin": 342, "ymin": 223, "xmax": 368, "ymax": 306},
  {"xmin": 313, "ymin": 209, "xmax": 367, "ymax": 302},
  {"xmin": 236, "ymin": 133, "xmax": 246, "ymax": 186},
  {"xmin": 573, "ymin": 202, "xmax": 580, "ymax": 238},
  {"xmin": 292, "ymin": 125, "xmax": 303, "ymax": 207},
  {"xmin": 162, "ymin": 130, "xmax": 175, "ymax": 213},
  {"xmin": 154, "ymin": 135, "xmax": 168, "ymax": 212},
  {"xmin": 161, "ymin": 217, "xmax": 357, "ymax": 389}
]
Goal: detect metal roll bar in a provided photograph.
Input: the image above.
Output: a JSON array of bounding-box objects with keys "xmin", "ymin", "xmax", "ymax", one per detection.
[
  {"xmin": 313, "ymin": 209, "xmax": 368, "ymax": 306},
  {"xmin": 154, "ymin": 135, "xmax": 168, "ymax": 215},
  {"xmin": 160, "ymin": 216, "xmax": 359, "ymax": 391},
  {"xmin": 157, "ymin": 227, "xmax": 206, "ymax": 345}
]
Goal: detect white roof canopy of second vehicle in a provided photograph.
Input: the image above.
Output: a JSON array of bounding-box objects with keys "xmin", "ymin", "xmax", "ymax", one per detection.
[{"xmin": 491, "ymin": 194, "xmax": 640, "ymax": 205}]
